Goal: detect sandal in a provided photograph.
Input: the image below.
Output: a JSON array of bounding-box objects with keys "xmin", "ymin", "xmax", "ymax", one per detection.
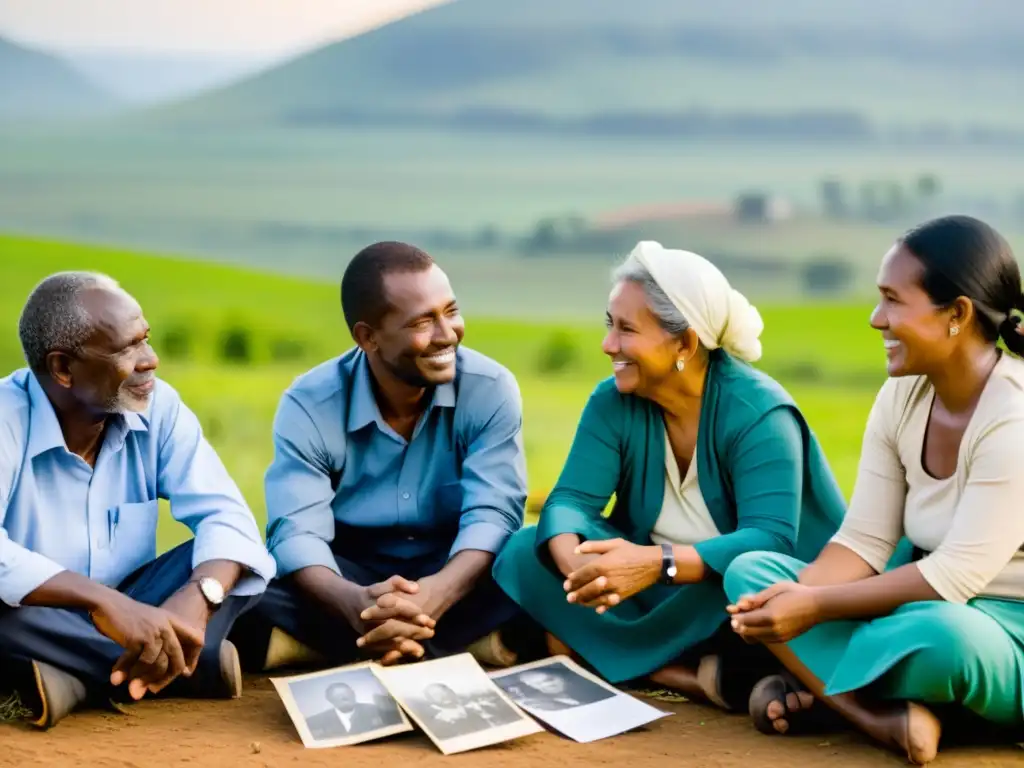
[{"xmin": 748, "ymin": 672, "xmax": 835, "ymax": 736}]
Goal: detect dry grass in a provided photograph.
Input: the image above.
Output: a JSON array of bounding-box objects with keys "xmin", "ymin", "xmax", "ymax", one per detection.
[{"xmin": 0, "ymin": 690, "xmax": 29, "ymax": 723}]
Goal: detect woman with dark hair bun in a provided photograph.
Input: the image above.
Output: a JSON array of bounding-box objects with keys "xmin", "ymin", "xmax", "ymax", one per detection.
[{"xmin": 724, "ymin": 215, "xmax": 1024, "ymax": 764}]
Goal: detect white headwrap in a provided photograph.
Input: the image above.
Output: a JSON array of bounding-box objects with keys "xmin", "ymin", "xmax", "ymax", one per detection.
[{"xmin": 629, "ymin": 240, "xmax": 764, "ymax": 363}]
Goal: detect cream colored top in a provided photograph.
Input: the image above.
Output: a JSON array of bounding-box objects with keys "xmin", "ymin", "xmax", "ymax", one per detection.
[
  {"xmin": 650, "ymin": 432, "xmax": 722, "ymax": 547},
  {"xmin": 832, "ymin": 353, "xmax": 1024, "ymax": 604}
]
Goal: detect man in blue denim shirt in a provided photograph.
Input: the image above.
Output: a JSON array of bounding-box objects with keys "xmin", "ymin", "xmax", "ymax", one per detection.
[
  {"xmin": 0, "ymin": 272, "xmax": 276, "ymax": 728},
  {"xmin": 232, "ymin": 242, "xmax": 536, "ymax": 671}
]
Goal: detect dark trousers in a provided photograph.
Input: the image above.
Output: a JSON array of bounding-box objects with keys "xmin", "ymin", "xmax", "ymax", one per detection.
[
  {"xmin": 0, "ymin": 540, "xmax": 260, "ymax": 702},
  {"xmin": 230, "ymin": 546, "xmax": 531, "ymax": 671}
]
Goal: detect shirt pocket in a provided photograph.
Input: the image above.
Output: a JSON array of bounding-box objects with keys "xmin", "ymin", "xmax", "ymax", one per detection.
[{"xmin": 106, "ymin": 500, "xmax": 160, "ymax": 585}]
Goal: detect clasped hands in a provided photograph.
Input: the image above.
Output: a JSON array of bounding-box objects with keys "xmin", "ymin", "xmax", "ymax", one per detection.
[
  {"xmin": 348, "ymin": 575, "xmax": 444, "ymax": 666},
  {"xmin": 561, "ymin": 538, "xmax": 662, "ymax": 614},
  {"xmin": 89, "ymin": 582, "xmax": 212, "ymax": 702},
  {"xmin": 726, "ymin": 581, "xmax": 823, "ymax": 643}
]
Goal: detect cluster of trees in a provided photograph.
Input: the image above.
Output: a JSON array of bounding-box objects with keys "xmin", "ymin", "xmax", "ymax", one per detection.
[{"xmin": 818, "ymin": 173, "xmax": 942, "ymax": 222}]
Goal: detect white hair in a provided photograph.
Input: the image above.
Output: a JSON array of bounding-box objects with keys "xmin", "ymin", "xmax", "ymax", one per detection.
[
  {"xmin": 18, "ymin": 271, "xmax": 121, "ymax": 373},
  {"xmin": 611, "ymin": 254, "xmax": 691, "ymax": 337}
]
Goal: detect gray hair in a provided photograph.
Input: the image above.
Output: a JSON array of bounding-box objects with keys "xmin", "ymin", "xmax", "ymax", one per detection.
[
  {"xmin": 18, "ymin": 271, "xmax": 121, "ymax": 374},
  {"xmin": 611, "ymin": 255, "xmax": 691, "ymax": 336}
]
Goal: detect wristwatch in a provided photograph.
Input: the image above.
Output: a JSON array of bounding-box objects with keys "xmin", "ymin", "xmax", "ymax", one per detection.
[
  {"xmin": 659, "ymin": 543, "xmax": 677, "ymax": 585},
  {"xmin": 191, "ymin": 577, "xmax": 226, "ymax": 609}
]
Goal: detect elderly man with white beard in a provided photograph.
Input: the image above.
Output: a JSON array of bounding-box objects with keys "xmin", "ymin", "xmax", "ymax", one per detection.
[{"xmin": 0, "ymin": 272, "xmax": 275, "ymax": 729}]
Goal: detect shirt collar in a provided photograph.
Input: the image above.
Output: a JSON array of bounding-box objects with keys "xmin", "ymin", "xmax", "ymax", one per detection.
[
  {"xmin": 346, "ymin": 350, "xmax": 456, "ymax": 434},
  {"xmin": 26, "ymin": 372, "xmax": 150, "ymax": 459}
]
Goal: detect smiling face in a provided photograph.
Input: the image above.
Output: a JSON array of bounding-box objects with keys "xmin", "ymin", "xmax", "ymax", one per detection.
[
  {"xmin": 871, "ymin": 243, "xmax": 964, "ymax": 377},
  {"xmin": 601, "ymin": 280, "xmax": 689, "ymax": 396},
  {"xmin": 358, "ymin": 264, "xmax": 464, "ymax": 387},
  {"xmin": 50, "ymin": 286, "xmax": 159, "ymax": 414}
]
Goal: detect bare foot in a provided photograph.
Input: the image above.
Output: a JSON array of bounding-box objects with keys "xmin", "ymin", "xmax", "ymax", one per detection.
[
  {"xmin": 764, "ymin": 690, "xmax": 816, "ymax": 734},
  {"xmin": 897, "ymin": 702, "xmax": 941, "ymax": 765},
  {"xmin": 648, "ymin": 664, "xmax": 706, "ymax": 702},
  {"xmin": 748, "ymin": 673, "xmax": 826, "ymax": 736}
]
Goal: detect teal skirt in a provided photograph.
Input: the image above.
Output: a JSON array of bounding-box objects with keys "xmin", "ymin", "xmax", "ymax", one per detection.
[
  {"xmin": 492, "ymin": 521, "xmax": 732, "ymax": 683},
  {"xmin": 724, "ymin": 551, "xmax": 1024, "ymax": 726}
]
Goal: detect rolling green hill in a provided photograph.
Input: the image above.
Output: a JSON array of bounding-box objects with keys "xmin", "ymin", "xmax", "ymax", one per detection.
[
  {"xmin": 0, "ymin": 36, "xmax": 117, "ymax": 122},
  {"xmin": 151, "ymin": 0, "xmax": 1024, "ymax": 140},
  {"xmin": 1, "ymin": 233, "xmax": 886, "ymax": 542}
]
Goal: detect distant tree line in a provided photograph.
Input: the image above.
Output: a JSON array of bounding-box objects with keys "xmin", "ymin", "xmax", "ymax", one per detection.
[
  {"xmin": 818, "ymin": 173, "xmax": 942, "ymax": 222},
  {"xmin": 285, "ymin": 106, "xmax": 1024, "ymax": 148}
]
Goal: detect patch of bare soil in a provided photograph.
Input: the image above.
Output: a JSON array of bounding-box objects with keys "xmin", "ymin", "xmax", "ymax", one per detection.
[{"xmin": 0, "ymin": 677, "xmax": 1020, "ymax": 768}]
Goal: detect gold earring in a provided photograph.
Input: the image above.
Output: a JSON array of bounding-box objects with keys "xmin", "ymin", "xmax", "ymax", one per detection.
[
  {"xmin": 675, "ymin": 359, "xmax": 685, "ymax": 372},
  {"xmin": 949, "ymin": 325, "xmax": 960, "ymax": 337}
]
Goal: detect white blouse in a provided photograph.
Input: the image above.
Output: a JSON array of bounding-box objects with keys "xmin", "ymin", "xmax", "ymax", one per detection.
[
  {"xmin": 832, "ymin": 353, "xmax": 1024, "ymax": 603},
  {"xmin": 650, "ymin": 431, "xmax": 722, "ymax": 547}
]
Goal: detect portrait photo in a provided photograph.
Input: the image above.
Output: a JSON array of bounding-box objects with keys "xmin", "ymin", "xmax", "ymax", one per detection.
[
  {"xmin": 271, "ymin": 662, "xmax": 412, "ymax": 748},
  {"xmin": 372, "ymin": 653, "xmax": 543, "ymax": 754},
  {"xmin": 491, "ymin": 656, "xmax": 670, "ymax": 743},
  {"xmin": 495, "ymin": 660, "xmax": 616, "ymax": 711}
]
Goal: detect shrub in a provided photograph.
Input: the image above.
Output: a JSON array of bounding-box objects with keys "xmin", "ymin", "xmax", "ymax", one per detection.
[
  {"xmin": 536, "ymin": 330, "xmax": 579, "ymax": 375},
  {"xmin": 219, "ymin": 325, "xmax": 253, "ymax": 364}
]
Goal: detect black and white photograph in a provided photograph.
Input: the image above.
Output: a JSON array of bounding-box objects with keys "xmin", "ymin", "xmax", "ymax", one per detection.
[
  {"xmin": 371, "ymin": 653, "xmax": 543, "ymax": 754},
  {"xmin": 271, "ymin": 662, "xmax": 412, "ymax": 748},
  {"xmin": 490, "ymin": 656, "xmax": 671, "ymax": 743}
]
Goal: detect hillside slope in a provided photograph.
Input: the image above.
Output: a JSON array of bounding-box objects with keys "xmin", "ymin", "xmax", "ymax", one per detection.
[
  {"xmin": 0, "ymin": 36, "xmax": 116, "ymax": 121},
  {"xmin": 150, "ymin": 0, "xmax": 1024, "ymax": 138}
]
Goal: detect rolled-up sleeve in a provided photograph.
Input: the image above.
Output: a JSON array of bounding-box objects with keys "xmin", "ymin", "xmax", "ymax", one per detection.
[
  {"xmin": 0, "ymin": 424, "xmax": 66, "ymax": 607},
  {"xmin": 449, "ymin": 370, "xmax": 527, "ymax": 559},
  {"xmin": 916, "ymin": 413, "xmax": 1024, "ymax": 603},
  {"xmin": 157, "ymin": 395, "xmax": 276, "ymax": 596},
  {"xmin": 264, "ymin": 393, "xmax": 342, "ymax": 577}
]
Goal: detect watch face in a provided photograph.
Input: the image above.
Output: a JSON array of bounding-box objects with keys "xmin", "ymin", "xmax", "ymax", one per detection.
[
  {"xmin": 200, "ymin": 578, "xmax": 225, "ymax": 604},
  {"xmin": 667, "ymin": 565, "xmax": 677, "ymax": 578}
]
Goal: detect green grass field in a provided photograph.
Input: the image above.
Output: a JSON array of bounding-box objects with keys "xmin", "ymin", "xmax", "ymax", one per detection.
[{"xmin": 0, "ymin": 234, "xmax": 886, "ymax": 551}]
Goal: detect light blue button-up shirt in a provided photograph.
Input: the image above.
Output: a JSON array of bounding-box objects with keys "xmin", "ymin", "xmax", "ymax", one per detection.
[
  {"xmin": 0, "ymin": 368, "xmax": 276, "ymax": 608},
  {"xmin": 264, "ymin": 346, "xmax": 528, "ymax": 577}
]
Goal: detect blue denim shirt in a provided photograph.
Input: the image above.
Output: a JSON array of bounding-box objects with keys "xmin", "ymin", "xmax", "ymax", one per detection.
[
  {"xmin": 264, "ymin": 346, "xmax": 528, "ymax": 576},
  {"xmin": 0, "ymin": 369, "xmax": 276, "ymax": 607}
]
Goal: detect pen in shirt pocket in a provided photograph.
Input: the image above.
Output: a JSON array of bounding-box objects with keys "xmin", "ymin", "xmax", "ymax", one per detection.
[{"xmin": 108, "ymin": 507, "xmax": 120, "ymax": 547}]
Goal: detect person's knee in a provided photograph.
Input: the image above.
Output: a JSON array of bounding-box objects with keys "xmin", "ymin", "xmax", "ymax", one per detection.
[
  {"xmin": 904, "ymin": 605, "xmax": 1009, "ymax": 687},
  {"xmin": 723, "ymin": 551, "xmax": 803, "ymax": 604}
]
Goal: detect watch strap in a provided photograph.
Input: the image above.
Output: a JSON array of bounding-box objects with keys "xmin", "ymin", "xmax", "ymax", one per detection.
[{"xmin": 659, "ymin": 542, "xmax": 677, "ymax": 584}]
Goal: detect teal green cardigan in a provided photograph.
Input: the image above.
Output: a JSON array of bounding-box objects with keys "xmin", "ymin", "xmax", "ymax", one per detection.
[{"xmin": 534, "ymin": 349, "xmax": 848, "ymax": 574}]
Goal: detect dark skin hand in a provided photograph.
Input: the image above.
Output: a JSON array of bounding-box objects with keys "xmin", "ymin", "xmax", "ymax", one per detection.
[
  {"xmin": 548, "ymin": 533, "xmax": 599, "ymax": 578},
  {"xmin": 23, "ymin": 571, "xmax": 205, "ymax": 701},
  {"xmin": 357, "ymin": 550, "xmax": 494, "ymax": 663},
  {"xmin": 727, "ymin": 564, "xmax": 941, "ymax": 644},
  {"xmin": 563, "ymin": 538, "xmax": 706, "ymax": 613},
  {"xmin": 291, "ymin": 566, "xmax": 435, "ymax": 665}
]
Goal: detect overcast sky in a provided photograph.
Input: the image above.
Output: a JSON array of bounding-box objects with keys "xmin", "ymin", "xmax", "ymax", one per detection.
[{"xmin": 0, "ymin": 0, "xmax": 449, "ymax": 57}]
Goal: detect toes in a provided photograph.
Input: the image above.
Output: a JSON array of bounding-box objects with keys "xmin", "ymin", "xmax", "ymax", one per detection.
[
  {"xmin": 795, "ymin": 691, "xmax": 815, "ymax": 710},
  {"xmin": 766, "ymin": 700, "xmax": 785, "ymax": 720},
  {"xmin": 773, "ymin": 717, "xmax": 790, "ymax": 734}
]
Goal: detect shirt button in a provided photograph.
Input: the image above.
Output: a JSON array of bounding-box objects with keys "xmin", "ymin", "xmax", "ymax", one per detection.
[{"xmin": 401, "ymin": 492, "xmax": 410, "ymax": 500}]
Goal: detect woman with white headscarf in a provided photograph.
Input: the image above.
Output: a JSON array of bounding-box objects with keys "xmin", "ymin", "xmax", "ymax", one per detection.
[{"xmin": 493, "ymin": 241, "xmax": 851, "ymax": 711}]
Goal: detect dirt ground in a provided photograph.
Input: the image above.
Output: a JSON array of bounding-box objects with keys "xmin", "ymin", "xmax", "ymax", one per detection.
[{"xmin": 1, "ymin": 677, "xmax": 1021, "ymax": 768}]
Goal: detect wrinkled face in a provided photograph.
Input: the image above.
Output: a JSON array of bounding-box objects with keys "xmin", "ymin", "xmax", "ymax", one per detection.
[
  {"xmin": 365, "ymin": 265, "xmax": 464, "ymax": 388},
  {"xmin": 601, "ymin": 280, "xmax": 683, "ymax": 396},
  {"xmin": 51, "ymin": 287, "xmax": 159, "ymax": 414},
  {"xmin": 424, "ymin": 684, "xmax": 458, "ymax": 708},
  {"xmin": 520, "ymin": 671, "xmax": 564, "ymax": 696},
  {"xmin": 326, "ymin": 683, "xmax": 356, "ymax": 712},
  {"xmin": 870, "ymin": 244, "xmax": 961, "ymax": 377}
]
